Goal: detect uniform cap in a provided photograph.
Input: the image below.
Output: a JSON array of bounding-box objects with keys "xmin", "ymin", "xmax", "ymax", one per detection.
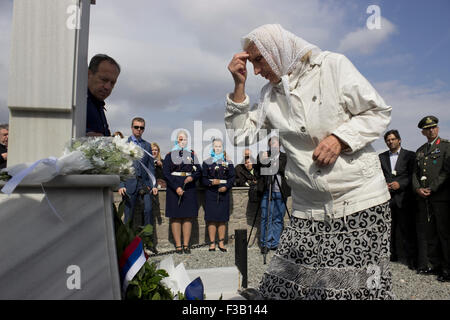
[{"xmin": 418, "ymin": 116, "xmax": 438, "ymax": 129}]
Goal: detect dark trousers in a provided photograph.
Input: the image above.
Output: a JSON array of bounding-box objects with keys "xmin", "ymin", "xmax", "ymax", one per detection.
[
  {"xmin": 390, "ymin": 202, "xmax": 417, "ymax": 263},
  {"xmin": 124, "ymin": 192, "xmax": 153, "ymax": 227},
  {"xmin": 416, "ymin": 199, "xmax": 450, "ymax": 272}
]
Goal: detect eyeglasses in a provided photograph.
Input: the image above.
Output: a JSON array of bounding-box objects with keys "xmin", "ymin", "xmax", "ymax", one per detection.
[{"xmin": 133, "ymin": 126, "xmax": 145, "ymax": 130}]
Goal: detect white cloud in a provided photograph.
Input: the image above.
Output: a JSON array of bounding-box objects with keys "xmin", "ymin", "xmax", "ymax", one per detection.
[
  {"xmin": 372, "ymin": 80, "xmax": 450, "ymax": 152},
  {"xmin": 1, "ymin": 0, "xmax": 448, "ymax": 163},
  {"xmin": 338, "ymin": 17, "xmax": 397, "ymax": 55}
]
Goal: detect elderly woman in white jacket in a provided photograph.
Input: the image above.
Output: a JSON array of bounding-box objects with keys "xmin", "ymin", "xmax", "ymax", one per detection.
[{"xmin": 226, "ymin": 24, "xmax": 394, "ymax": 300}]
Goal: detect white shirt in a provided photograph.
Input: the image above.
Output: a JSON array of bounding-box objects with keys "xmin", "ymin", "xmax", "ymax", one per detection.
[
  {"xmin": 389, "ymin": 147, "xmax": 401, "ymax": 174},
  {"xmin": 225, "ymin": 51, "xmax": 391, "ymax": 221}
]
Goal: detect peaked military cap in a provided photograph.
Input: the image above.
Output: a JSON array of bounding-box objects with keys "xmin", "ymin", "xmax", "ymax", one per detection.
[{"xmin": 418, "ymin": 116, "xmax": 438, "ymax": 129}]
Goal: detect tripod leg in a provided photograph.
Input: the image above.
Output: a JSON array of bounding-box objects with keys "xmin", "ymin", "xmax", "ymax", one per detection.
[
  {"xmin": 247, "ymin": 196, "xmax": 263, "ymax": 245},
  {"xmin": 274, "ymin": 175, "xmax": 290, "ymax": 219},
  {"xmin": 264, "ymin": 177, "xmax": 273, "ymax": 265}
]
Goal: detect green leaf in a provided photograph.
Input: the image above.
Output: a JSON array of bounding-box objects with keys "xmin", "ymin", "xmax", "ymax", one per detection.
[{"xmin": 152, "ymin": 292, "xmax": 161, "ymax": 300}]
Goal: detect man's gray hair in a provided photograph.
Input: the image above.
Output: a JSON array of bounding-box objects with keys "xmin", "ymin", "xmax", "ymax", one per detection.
[{"xmin": 0, "ymin": 123, "xmax": 9, "ymax": 131}]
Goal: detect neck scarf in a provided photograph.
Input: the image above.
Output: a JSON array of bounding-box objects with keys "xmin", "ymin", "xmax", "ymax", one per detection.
[
  {"xmin": 241, "ymin": 24, "xmax": 321, "ymax": 133},
  {"xmin": 210, "ymin": 149, "xmax": 224, "ymax": 163},
  {"xmin": 171, "ymin": 141, "xmax": 190, "ymax": 152}
]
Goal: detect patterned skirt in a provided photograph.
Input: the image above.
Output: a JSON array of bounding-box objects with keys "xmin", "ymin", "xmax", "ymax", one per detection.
[{"xmin": 258, "ymin": 201, "xmax": 395, "ymax": 300}]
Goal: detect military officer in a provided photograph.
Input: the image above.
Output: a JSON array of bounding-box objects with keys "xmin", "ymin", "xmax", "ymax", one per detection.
[{"xmin": 412, "ymin": 116, "xmax": 450, "ymax": 282}]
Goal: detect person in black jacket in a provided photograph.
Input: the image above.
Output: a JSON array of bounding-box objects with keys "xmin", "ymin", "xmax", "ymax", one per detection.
[
  {"xmin": 86, "ymin": 54, "xmax": 120, "ymax": 137},
  {"xmin": 256, "ymin": 136, "xmax": 291, "ymax": 253},
  {"xmin": 0, "ymin": 124, "xmax": 8, "ymax": 170},
  {"xmin": 235, "ymin": 152, "xmax": 260, "ymax": 202},
  {"xmin": 379, "ymin": 129, "xmax": 417, "ymax": 269}
]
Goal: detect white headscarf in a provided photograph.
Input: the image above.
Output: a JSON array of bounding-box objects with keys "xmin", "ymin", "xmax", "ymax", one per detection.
[{"xmin": 242, "ymin": 24, "xmax": 321, "ymax": 132}]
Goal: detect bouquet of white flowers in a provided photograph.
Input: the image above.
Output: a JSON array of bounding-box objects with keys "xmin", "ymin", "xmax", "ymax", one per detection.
[
  {"xmin": 65, "ymin": 136, "xmax": 143, "ymax": 177},
  {"xmin": 1, "ymin": 136, "xmax": 144, "ymax": 194}
]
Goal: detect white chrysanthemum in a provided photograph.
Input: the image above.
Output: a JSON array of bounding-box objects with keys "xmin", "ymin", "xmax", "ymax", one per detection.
[{"xmin": 92, "ymin": 155, "xmax": 105, "ymax": 167}]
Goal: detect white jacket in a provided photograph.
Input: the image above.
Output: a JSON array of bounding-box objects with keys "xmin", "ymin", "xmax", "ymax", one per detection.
[{"xmin": 225, "ymin": 51, "xmax": 391, "ymax": 221}]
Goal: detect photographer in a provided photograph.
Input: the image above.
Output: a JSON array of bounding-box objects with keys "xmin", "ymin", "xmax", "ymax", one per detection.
[{"xmin": 256, "ymin": 136, "xmax": 290, "ymax": 253}]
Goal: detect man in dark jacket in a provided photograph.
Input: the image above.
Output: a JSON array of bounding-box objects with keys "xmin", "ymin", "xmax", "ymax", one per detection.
[
  {"xmin": 86, "ymin": 54, "xmax": 120, "ymax": 136},
  {"xmin": 412, "ymin": 116, "xmax": 450, "ymax": 282},
  {"xmin": 256, "ymin": 136, "xmax": 291, "ymax": 253},
  {"xmin": 118, "ymin": 117, "xmax": 157, "ymax": 228},
  {"xmin": 379, "ymin": 129, "xmax": 417, "ymax": 269},
  {"xmin": 0, "ymin": 124, "xmax": 8, "ymax": 170}
]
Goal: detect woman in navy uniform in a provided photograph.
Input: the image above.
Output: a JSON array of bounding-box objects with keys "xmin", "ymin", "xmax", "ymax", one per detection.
[
  {"xmin": 163, "ymin": 130, "xmax": 201, "ymax": 254},
  {"xmin": 202, "ymin": 138, "xmax": 235, "ymax": 252}
]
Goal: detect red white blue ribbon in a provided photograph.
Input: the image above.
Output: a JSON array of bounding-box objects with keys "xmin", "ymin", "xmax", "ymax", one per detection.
[{"xmin": 119, "ymin": 236, "xmax": 147, "ymax": 293}]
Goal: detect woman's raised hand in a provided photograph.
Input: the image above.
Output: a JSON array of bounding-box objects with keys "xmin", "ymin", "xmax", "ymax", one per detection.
[
  {"xmin": 228, "ymin": 52, "xmax": 249, "ymax": 85},
  {"xmin": 228, "ymin": 52, "xmax": 250, "ymax": 103}
]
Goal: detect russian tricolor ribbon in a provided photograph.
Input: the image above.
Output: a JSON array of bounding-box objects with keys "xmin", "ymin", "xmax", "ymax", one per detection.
[{"xmin": 119, "ymin": 236, "xmax": 147, "ymax": 293}]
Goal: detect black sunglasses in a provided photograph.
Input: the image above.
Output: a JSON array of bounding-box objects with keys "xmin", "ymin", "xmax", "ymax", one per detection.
[{"xmin": 133, "ymin": 126, "xmax": 145, "ymax": 130}]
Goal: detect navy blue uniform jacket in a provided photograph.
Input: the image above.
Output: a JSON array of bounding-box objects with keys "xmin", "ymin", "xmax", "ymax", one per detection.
[
  {"xmin": 202, "ymin": 158, "xmax": 235, "ymax": 222},
  {"xmin": 163, "ymin": 150, "xmax": 202, "ymax": 218}
]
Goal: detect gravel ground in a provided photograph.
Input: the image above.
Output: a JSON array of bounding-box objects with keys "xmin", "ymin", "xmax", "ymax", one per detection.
[{"xmin": 148, "ymin": 244, "xmax": 450, "ymax": 300}]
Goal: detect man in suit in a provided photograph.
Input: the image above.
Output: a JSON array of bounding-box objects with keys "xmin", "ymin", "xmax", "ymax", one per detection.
[
  {"xmin": 412, "ymin": 116, "xmax": 450, "ymax": 282},
  {"xmin": 0, "ymin": 124, "xmax": 8, "ymax": 170},
  {"xmin": 379, "ymin": 129, "xmax": 417, "ymax": 269},
  {"xmin": 118, "ymin": 117, "xmax": 158, "ymax": 229}
]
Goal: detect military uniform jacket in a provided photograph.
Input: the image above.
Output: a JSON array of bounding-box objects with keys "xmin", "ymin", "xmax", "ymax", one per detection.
[{"xmin": 412, "ymin": 137, "xmax": 450, "ymax": 202}]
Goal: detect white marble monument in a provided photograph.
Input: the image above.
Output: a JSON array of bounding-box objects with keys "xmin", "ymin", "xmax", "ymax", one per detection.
[{"xmin": 0, "ymin": 0, "xmax": 122, "ymax": 299}]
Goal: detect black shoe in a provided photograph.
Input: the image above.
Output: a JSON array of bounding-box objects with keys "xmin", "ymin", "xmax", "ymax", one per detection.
[
  {"xmin": 437, "ymin": 271, "xmax": 450, "ymax": 282},
  {"xmin": 218, "ymin": 239, "xmax": 227, "ymax": 252},
  {"xmin": 407, "ymin": 259, "xmax": 417, "ymax": 270},
  {"xmin": 175, "ymin": 246, "xmax": 183, "ymax": 254},
  {"xmin": 390, "ymin": 255, "xmax": 398, "ymax": 262},
  {"xmin": 239, "ymin": 288, "xmax": 264, "ymax": 300},
  {"xmin": 417, "ymin": 267, "xmax": 439, "ymax": 275},
  {"xmin": 183, "ymin": 245, "xmax": 191, "ymax": 254}
]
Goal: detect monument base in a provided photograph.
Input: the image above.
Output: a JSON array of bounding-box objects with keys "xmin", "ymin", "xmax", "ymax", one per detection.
[{"xmin": 0, "ymin": 175, "xmax": 121, "ymax": 299}]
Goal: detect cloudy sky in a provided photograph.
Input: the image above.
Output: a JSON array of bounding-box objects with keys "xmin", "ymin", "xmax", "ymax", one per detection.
[{"xmin": 1, "ymin": 0, "xmax": 449, "ymax": 163}]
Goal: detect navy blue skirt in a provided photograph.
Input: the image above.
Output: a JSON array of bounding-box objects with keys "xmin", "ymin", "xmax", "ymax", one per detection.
[
  {"xmin": 165, "ymin": 178, "xmax": 199, "ymax": 218},
  {"xmin": 204, "ymin": 188, "xmax": 231, "ymax": 222}
]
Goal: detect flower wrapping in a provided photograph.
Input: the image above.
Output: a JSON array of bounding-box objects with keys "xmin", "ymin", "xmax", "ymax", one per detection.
[
  {"xmin": 64, "ymin": 136, "xmax": 143, "ymax": 178},
  {"xmin": 1, "ymin": 136, "xmax": 144, "ymax": 194}
]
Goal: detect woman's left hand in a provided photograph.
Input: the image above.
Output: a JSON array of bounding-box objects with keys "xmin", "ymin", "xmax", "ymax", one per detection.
[
  {"xmin": 312, "ymin": 135, "xmax": 346, "ymax": 167},
  {"xmin": 218, "ymin": 186, "xmax": 227, "ymax": 193}
]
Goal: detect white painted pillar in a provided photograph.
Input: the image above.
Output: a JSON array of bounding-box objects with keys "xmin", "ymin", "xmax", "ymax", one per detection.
[{"xmin": 7, "ymin": 0, "xmax": 91, "ymax": 166}]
